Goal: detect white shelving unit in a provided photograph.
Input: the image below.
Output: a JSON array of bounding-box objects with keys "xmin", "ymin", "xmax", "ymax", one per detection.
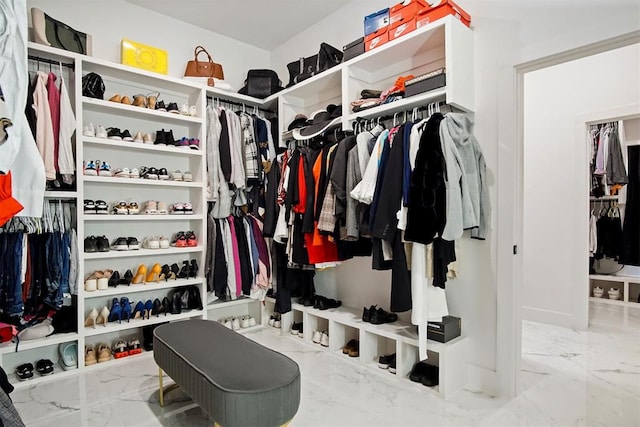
[
  {"xmin": 589, "ymin": 274, "xmax": 640, "ymax": 308},
  {"xmin": 269, "ymin": 298, "xmax": 468, "ymax": 399},
  {"xmin": 16, "ymin": 17, "xmax": 473, "ymax": 395}
]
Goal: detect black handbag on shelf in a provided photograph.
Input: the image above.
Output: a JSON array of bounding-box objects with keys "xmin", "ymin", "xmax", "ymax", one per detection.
[
  {"xmin": 287, "ymin": 42, "xmax": 343, "ymax": 88},
  {"xmin": 238, "ymin": 69, "xmax": 284, "ymax": 98},
  {"xmin": 82, "ymin": 72, "xmax": 105, "ymax": 99},
  {"xmin": 31, "ymin": 8, "xmax": 92, "ymax": 55}
]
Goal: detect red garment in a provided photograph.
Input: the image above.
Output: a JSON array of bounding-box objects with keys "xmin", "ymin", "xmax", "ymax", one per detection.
[
  {"xmin": 0, "ymin": 172, "xmax": 24, "ymax": 226},
  {"xmin": 47, "ymin": 73, "xmax": 61, "ymax": 172},
  {"xmin": 305, "ymin": 151, "xmax": 338, "ymax": 264},
  {"xmin": 292, "ymin": 156, "xmax": 306, "ymax": 214}
]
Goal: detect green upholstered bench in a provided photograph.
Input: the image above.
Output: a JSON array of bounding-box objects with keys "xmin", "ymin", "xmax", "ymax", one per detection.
[{"xmin": 154, "ymin": 319, "xmax": 300, "ymax": 427}]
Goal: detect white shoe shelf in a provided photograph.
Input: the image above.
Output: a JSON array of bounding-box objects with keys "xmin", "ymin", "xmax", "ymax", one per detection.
[
  {"xmin": 589, "ymin": 274, "xmax": 640, "ymax": 308},
  {"xmin": 20, "ymin": 16, "xmax": 474, "ymax": 392},
  {"xmin": 266, "ymin": 297, "xmax": 469, "ymax": 399}
]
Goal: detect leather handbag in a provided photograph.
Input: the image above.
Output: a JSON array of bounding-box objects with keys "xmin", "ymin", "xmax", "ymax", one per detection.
[
  {"xmin": 82, "ymin": 72, "xmax": 105, "ymax": 99},
  {"xmin": 287, "ymin": 42, "xmax": 343, "ymax": 88},
  {"xmin": 184, "ymin": 46, "xmax": 224, "ymax": 87},
  {"xmin": 31, "ymin": 8, "xmax": 92, "ymax": 55},
  {"xmin": 238, "ymin": 69, "xmax": 284, "ymax": 99}
]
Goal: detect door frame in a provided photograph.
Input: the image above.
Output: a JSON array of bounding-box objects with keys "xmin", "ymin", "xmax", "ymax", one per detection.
[{"xmin": 499, "ymin": 30, "xmax": 640, "ymax": 398}]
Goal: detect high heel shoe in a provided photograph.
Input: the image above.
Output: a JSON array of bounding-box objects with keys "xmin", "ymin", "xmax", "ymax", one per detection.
[
  {"xmin": 170, "ymin": 263, "xmax": 179, "ymax": 280},
  {"xmin": 189, "ymin": 260, "xmax": 199, "ymax": 278},
  {"xmin": 108, "ymin": 297, "xmax": 122, "ymax": 323},
  {"xmin": 96, "ymin": 306, "xmax": 110, "ymax": 327},
  {"xmin": 85, "ymin": 308, "xmax": 98, "ymax": 329},
  {"xmin": 144, "ymin": 300, "xmax": 153, "ymax": 319},
  {"xmin": 120, "ymin": 297, "xmax": 132, "ymax": 323},
  {"xmin": 162, "ymin": 297, "xmax": 171, "ymax": 316},
  {"xmin": 159, "ymin": 264, "xmax": 170, "ymax": 281},
  {"xmin": 132, "ymin": 301, "xmax": 145, "ymax": 319},
  {"xmin": 171, "ymin": 292, "xmax": 182, "ymax": 314},
  {"xmin": 97, "ymin": 270, "xmax": 110, "ymax": 290},
  {"xmin": 146, "ymin": 263, "xmax": 162, "ymax": 283},
  {"xmin": 108, "ymin": 270, "xmax": 121, "ymax": 287},
  {"xmin": 132, "ymin": 264, "xmax": 147, "ymax": 284},
  {"xmin": 152, "ymin": 298, "xmax": 163, "ymax": 317},
  {"xmin": 177, "ymin": 261, "xmax": 189, "ymax": 279},
  {"xmin": 119, "ymin": 269, "xmax": 133, "ymax": 286}
]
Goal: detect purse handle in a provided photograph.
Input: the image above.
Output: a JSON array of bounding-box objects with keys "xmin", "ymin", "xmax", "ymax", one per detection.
[{"xmin": 193, "ymin": 46, "xmax": 215, "ymax": 76}]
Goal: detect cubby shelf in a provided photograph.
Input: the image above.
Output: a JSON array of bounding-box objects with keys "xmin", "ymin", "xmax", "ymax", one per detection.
[
  {"xmin": 83, "ymin": 136, "xmax": 203, "ymax": 156},
  {"xmin": 0, "ymin": 333, "xmax": 78, "ymax": 355},
  {"xmin": 589, "ymin": 274, "xmax": 640, "ymax": 308},
  {"xmin": 9, "ymin": 369, "xmax": 79, "ymax": 390},
  {"xmin": 44, "ymin": 191, "xmax": 78, "ymax": 199}
]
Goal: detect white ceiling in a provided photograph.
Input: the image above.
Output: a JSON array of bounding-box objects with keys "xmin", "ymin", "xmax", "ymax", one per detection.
[{"xmin": 124, "ymin": 0, "xmax": 355, "ymax": 50}]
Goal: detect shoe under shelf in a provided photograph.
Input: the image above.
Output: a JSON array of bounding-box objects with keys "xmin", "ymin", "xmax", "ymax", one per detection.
[
  {"xmin": 84, "ymin": 246, "xmax": 204, "ymax": 259},
  {"xmin": 83, "ymin": 309, "xmax": 204, "ymax": 337}
]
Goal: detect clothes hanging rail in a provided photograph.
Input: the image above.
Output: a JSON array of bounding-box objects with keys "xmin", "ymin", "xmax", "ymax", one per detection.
[
  {"xmin": 206, "ymin": 95, "xmax": 274, "ymax": 115},
  {"xmin": 28, "ymin": 55, "xmax": 74, "ymax": 69},
  {"xmin": 351, "ymin": 100, "xmax": 462, "ymax": 131}
]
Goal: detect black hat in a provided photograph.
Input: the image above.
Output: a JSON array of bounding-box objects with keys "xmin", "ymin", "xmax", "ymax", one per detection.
[
  {"xmin": 293, "ymin": 105, "xmax": 342, "ymax": 140},
  {"xmin": 287, "ymin": 114, "xmax": 309, "ymax": 131}
]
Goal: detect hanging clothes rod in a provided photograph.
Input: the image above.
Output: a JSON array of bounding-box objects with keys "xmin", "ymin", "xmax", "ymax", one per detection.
[
  {"xmin": 206, "ymin": 95, "xmax": 274, "ymax": 114},
  {"xmin": 28, "ymin": 55, "xmax": 75, "ymax": 69},
  {"xmin": 352, "ymin": 100, "xmax": 456, "ymax": 126}
]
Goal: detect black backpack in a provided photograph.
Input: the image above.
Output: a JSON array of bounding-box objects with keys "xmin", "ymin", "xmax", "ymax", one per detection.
[{"xmin": 82, "ymin": 72, "xmax": 105, "ymax": 99}]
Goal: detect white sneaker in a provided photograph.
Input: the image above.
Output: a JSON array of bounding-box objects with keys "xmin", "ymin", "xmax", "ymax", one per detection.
[
  {"xmin": 180, "ymin": 103, "xmax": 189, "ymax": 115},
  {"xmin": 129, "ymin": 168, "xmax": 140, "ymax": 179},
  {"xmin": 83, "ymin": 123, "xmax": 95, "ymax": 137},
  {"xmin": 268, "ymin": 316, "xmax": 275, "ymax": 327},
  {"xmin": 312, "ymin": 330, "xmax": 322, "ymax": 344},
  {"xmin": 593, "ymin": 286, "xmax": 604, "ymax": 298},
  {"xmin": 170, "ymin": 170, "xmax": 183, "ymax": 181},
  {"xmin": 95, "ymin": 125, "xmax": 107, "ymax": 139},
  {"xmin": 132, "ymin": 131, "xmax": 144, "ymax": 143},
  {"xmin": 232, "ymin": 317, "xmax": 241, "ymax": 331},
  {"xmin": 189, "ymin": 106, "xmax": 197, "ymax": 117},
  {"xmin": 113, "ymin": 168, "xmax": 130, "ymax": 178},
  {"xmin": 158, "ymin": 236, "xmax": 170, "ymax": 249},
  {"xmin": 240, "ymin": 316, "xmax": 250, "ymax": 328},
  {"xmin": 142, "ymin": 236, "xmax": 160, "ymax": 249},
  {"xmin": 248, "ymin": 316, "xmax": 256, "ymax": 327},
  {"xmin": 274, "ymin": 319, "xmax": 281, "ymax": 328},
  {"xmin": 183, "ymin": 171, "xmax": 193, "ymax": 182},
  {"xmin": 183, "ymin": 203, "xmax": 193, "ymax": 215},
  {"xmin": 144, "ymin": 201, "xmax": 158, "ymax": 215},
  {"xmin": 320, "ymin": 332, "xmax": 329, "ymax": 347},
  {"xmin": 112, "ymin": 201, "xmax": 129, "ymax": 215},
  {"xmin": 223, "ymin": 319, "xmax": 233, "ymax": 329}
]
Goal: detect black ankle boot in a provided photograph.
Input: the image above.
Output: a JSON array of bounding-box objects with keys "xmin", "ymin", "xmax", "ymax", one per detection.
[
  {"xmin": 189, "ymin": 260, "xmax": 199, "ymax": 278},
  {"xmin": 177, "ymin": 261, "xmax": 189, "ymax": 279}
]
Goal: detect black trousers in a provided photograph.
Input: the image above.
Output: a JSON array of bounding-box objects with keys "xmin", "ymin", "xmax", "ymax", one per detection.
[{"xmin": 622, "ymin": 146, "xmax": 640, "ymax": 265}]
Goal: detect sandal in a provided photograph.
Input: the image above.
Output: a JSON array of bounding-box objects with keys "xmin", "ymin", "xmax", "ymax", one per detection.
[
  {"xmin": 36, "ymin": 359, "xmax": 54, "ymax": 376},
  {"xmin": 147, "ymin": 91, "xmax": 160, "ymax": 110}
]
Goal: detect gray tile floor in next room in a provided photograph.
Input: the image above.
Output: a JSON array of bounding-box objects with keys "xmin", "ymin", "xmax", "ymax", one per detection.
[{"xmin": 12, "ymin": 301, "xmax": 640, "ymax": 427}]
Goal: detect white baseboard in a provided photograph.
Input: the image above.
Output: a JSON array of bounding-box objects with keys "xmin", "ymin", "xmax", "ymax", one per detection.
[
  {"xmin": 465, "ymin": 364, "xmax": 499, "ymax": 397},
  {"xmin": 522, "ymin": 306, "xmax": 573, "ymax": 328}
]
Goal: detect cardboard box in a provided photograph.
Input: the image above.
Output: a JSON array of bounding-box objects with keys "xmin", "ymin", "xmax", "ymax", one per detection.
[
  {"xmin": 389, "ymin": 19, "xmax": 417, "ymax": 41},
  {"xmin": 405, "ymin": 68, "xmax": 446, "ymax": 96},
  {"xmin": 343, "ymin": 37, "xmax": 365, "ymax": 62},
  {"xmin": 389, "ymin": 0, "xmax": 429, "ymax": 29},
  {"xmin": 365, "ymin": 28, "xmax": 389, "ymax": 51},
  {"xmin": 364, "ymin": 8, "xmax": 390, "ymax": 36},
  {"xmin": 427, "ymin": 315, "xmax": 461, "ymax": 343},
  {"xmin": 416, "ymin": 0, "xmax": 471, "ymax": 28}
]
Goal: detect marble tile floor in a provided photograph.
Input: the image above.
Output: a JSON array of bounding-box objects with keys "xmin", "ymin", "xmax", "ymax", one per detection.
[{"xmin": 11, "ymin": 301, "xmax": 640, "ymax": 427}]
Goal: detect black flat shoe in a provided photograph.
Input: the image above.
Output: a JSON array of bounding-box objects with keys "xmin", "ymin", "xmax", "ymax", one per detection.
[{"xmin": 370, "ymin": 307, "xmax": 397, "ymax": 325}]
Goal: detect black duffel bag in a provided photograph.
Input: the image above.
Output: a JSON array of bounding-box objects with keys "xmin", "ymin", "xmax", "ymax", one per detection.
[
  {"xmin": 238, "ymin": 69, "xmax": 284, "ymax": 99},
  {"xmin": 287, "ymin": 42, "xmax": 343, "ymax": 87}
]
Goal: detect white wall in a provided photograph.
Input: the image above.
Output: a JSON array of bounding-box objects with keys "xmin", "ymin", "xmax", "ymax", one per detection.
[
  {"xmin": 27, "ymin": 0, "xmax": 271, "ymax": 90},
  {"xmin": 269, "ymin": 0, "xmax": 640, "ymax": 396},
  {"xmin": 522, "ymin": 45, "xmax": 640, "ymax": 328}
]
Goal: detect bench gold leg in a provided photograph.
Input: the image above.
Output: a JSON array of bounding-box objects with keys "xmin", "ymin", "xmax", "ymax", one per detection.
[
  {"xmin": 159, "ymin": 368, "xmax": 164, "ymax": 406},
  {"xmin": 281, "ymin": 423, "xmax": 290, "ymax": 427}
]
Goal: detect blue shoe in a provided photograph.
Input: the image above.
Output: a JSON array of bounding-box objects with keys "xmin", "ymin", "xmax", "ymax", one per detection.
[
  {"xmin": 120, "ymin": 297, "xmax": 132, "ymax": 323},
  {"xmin": 108, "ymin": 298, "xmax": 122, "ymax": 323},
  {"xmin": 144, "ymin": 300, "xmax": 153, "ymax": 320},
  {"xmin": 132, "ymin": 301, "xmax": 145, "ymax": 319}
]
